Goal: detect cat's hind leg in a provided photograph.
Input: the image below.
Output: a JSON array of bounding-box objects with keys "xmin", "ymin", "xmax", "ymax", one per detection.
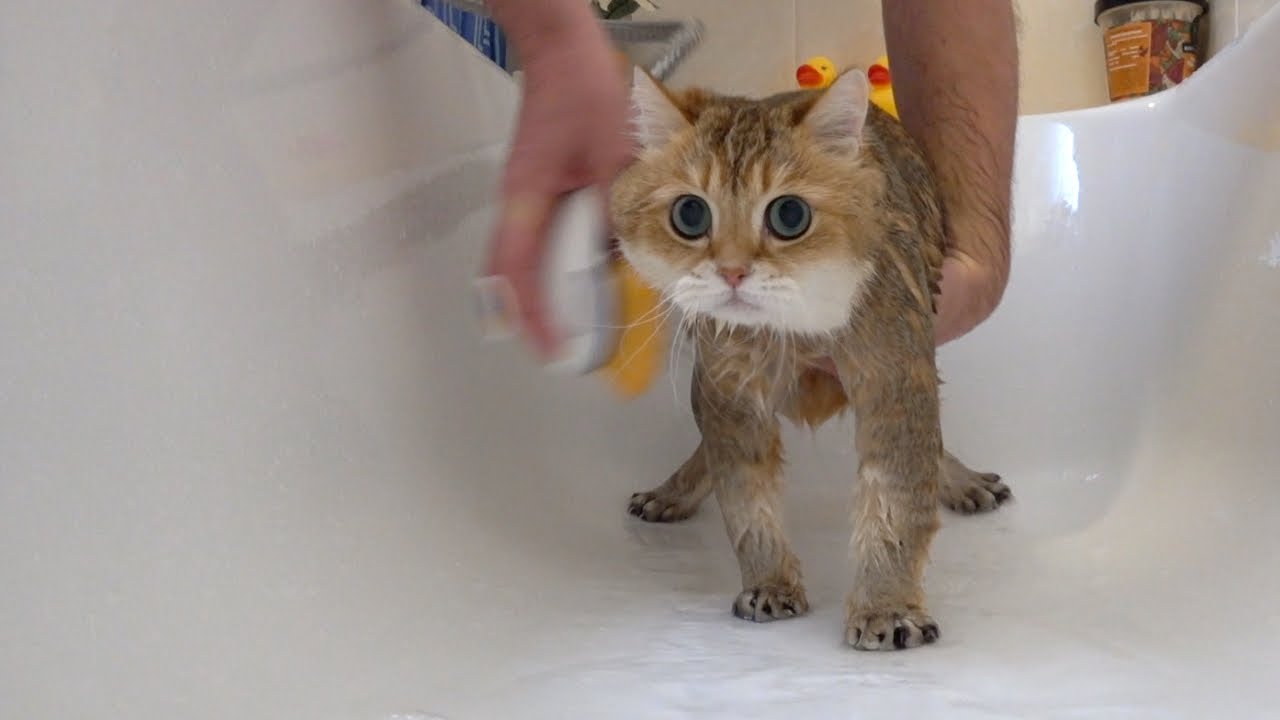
[
  {"xmin": 939, "ymin": 449, "xmax": 1011, "ymax": 514},
  {"xmin": 628, "ymin": 443, "xmax": 713, "ymax": 523}
]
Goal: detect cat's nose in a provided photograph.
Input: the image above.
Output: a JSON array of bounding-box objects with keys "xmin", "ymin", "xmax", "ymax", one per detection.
[{"xmin": 717, "ymin": 265, "xmax": 750, "ymax": 288}]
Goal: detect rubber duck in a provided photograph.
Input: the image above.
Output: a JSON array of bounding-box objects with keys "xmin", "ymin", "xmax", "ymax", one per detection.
[
  {"xmin": 867, "ymin": 54, "xmax": 898, "ymax": 119},
  {"xmin": 796, "ymin": 55, "xmax": 838, "ymax": 89}
]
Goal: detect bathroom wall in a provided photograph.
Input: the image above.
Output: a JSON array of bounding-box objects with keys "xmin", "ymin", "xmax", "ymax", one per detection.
[
  {"xmin": 649, "ymin": 0, "xmax": 1277, "ymax": 115},
  {"xmin": 1209, "ymin": 0, "xmax": 1280, "ymax": 53}
]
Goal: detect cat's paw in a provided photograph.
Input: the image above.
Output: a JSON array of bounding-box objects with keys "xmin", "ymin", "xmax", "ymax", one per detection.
[
  {"xmin": 940, "ymin": 453, "xmax": 1011, "ymax": 515},
  {"xmin": 845, "ymin": 606, "xmax": 939, "ymax": 651},
  {"xmin": 731, "ymin": 583, "xmax": 809, "ymax": 623},
  {"xmin": 627, "ymin": 490, "xmax": 700, "ymax": 523}
]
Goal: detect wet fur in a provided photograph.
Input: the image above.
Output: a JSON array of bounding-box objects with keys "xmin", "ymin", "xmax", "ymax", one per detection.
[{"xmin": 612, "ymin": 69, "xmax": 1010, "ymax": 650}]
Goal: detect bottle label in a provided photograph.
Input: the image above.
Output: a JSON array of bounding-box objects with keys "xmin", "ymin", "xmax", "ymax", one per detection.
[{"xmin": 1104, "ymin": 19, "xmax": 1199, "ymax": 102}]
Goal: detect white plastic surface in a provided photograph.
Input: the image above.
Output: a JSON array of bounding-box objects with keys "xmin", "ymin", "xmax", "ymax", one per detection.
[
  {"xmin": 2, "ymin": 2, "xmax": 1278, "ymax": 719},
  {"xmin": 540, "ymin": 186, "xmax": 617, "ymax": 375}
]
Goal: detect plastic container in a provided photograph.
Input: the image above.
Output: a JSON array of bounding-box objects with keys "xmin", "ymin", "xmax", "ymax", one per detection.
[{"xmin": 1094, "ymin": 0, "xmax": 1208, "ymax": 102}]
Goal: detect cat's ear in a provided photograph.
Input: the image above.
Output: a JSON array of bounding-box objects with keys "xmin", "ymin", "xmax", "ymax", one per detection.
[
  {"xmin": 799, "ymin": 68, "xmax": 870, "ymax": 154},
  {"xmin": 630, "ymin": 66, "xmax": 692, "ymax": 149}
]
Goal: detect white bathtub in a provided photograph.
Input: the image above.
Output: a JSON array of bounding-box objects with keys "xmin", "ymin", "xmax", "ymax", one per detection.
[{"xmin": 3, "ymin": 2, "xmax": 1278, "ymax": 718}]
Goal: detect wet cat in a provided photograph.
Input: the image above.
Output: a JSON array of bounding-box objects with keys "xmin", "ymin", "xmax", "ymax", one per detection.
[{"xmin": 609, "ymin": 67, "xmax": 1011, "ymax": 650}]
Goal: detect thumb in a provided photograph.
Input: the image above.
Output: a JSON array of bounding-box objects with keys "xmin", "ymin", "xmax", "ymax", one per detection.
[{"xmin": 486, "ymin": 190, "xmax": 560, "ymax": 359}]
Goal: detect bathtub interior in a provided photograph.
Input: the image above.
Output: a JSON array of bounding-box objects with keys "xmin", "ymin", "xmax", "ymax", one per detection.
[{"xmin": 1, "ymin": 1, "xmax": 1278, "ymax": 719}]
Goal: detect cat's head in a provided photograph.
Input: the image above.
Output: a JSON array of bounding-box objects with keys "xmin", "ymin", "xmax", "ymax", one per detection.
[{"xmin": 610, "ymin": 67, "xmax": 881, "ymax": 336}]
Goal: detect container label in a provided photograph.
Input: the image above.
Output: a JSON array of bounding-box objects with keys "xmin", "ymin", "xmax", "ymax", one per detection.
[
  {"xmin": 1104, "ymin": 21, "xmax": 1154, "ymax": 100},
  {"xmin": 1151, "ymin": 19, "xmax": 1198, "ymax": 89},
  {"xmin": 1104, "ymin": 19, "xmax": 1199, "ymax": 102}
]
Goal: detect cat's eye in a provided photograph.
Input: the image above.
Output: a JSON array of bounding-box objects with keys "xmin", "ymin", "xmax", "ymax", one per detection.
[
  {"xmin": 670, "ymin": 194, "xmax": 712, "ymax": 240},
  {"xmin": 765, "ymin": 195, "xmax": 812, "ymax": 241}
]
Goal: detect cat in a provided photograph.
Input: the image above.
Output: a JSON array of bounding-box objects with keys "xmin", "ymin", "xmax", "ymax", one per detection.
[{"xmin": 608, "ymin": 66, "xmax": 1012, "ymax": 651}]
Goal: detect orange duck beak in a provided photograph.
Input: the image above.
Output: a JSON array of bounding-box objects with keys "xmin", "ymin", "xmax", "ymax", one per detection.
[
  {"xmin": 796, "ymin": 63, "xmax": 824, "ymax": 88},
  {"xmin": 868, "ymin": 62, "xmax": 891, "ymax": 88}
]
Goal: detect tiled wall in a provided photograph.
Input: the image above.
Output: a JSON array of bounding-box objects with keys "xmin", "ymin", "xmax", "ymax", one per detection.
[{"xmin": 648, "ymin": 0, "xmax": 1278, "ymax": 115}]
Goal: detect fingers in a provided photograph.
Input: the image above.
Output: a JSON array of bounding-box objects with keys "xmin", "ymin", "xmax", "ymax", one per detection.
[
  {"xmin": 480, "ymin": 48, "xmax": 633, "ymax": 363},
  {"xmin": 486, "ymin": 145, "xmax": 628, "ymax": 362},
  {"xmin": 487, "ymin": 191, "xmax": 560, "ymax": 359}
]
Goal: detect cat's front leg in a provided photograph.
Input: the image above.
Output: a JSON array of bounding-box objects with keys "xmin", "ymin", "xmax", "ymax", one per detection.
[
  {"xmin": 694, "ymin": 372, "xmax": 809, "ymax": 623},
  {"xmin": 841, "ymin": 356, "xmax": 943, "ymax": 650}
]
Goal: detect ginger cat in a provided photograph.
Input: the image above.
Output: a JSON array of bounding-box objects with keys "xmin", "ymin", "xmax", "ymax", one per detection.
[{"xmin": 610, "ymin": 67, "xmax": 1012, "ymax": 650}]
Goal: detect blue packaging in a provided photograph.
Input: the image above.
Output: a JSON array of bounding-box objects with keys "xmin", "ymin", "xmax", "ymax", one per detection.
[{"xmin": 421, "ymin": 1, "xmax": 510, "ymax": 71}]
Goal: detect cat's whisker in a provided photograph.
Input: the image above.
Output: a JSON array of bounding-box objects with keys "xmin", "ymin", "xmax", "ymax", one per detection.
[
  {"xmin": 768, "ymin": 325, "xmax": 788, "ymax": 392},
  {"xmin": 768, "ymin": 326, "xmax": 785, "ymax": 394},
  {"xmin": 609, "ymin": 302, "xmax": 681, "ymax": 375},
  {"xmin": 667, "ymin": 317, "xmax": 683, "ymax": 405},
  {"xmin": 626, "ymin": 292, "xmax": 680, "ymax": 324},
  {"xmin": 667, "ymin": 309, "xmax": 696, "ymax": 406},
  {"xmin": 581, "ymin": 293, "xmax": 678, "ymax": 332}
]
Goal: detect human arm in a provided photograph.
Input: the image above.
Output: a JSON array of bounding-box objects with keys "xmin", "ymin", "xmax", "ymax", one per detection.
[
  {"xmin": 484, "ymin": 0, "xmax": 633, "ymax": 359},
  {"xmin": 881, "ymin": 0, "xmax": 1020, "ymax": 346}
]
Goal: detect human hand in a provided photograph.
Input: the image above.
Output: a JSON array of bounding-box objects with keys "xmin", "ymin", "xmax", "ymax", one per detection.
[
  {"xmin": 484, "ymin": 26, "xmax": 633, "ymax": 361},
  {"xmin": 933, "ymin": 214, "xmax": 1011, "ymax": 347}
]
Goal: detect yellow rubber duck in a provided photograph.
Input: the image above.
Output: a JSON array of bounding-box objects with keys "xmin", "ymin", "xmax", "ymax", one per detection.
[
  {"xmin": 795, "ymin": 55, "xmax": 838, "ymax": 89},
  {"xmin": 796, "ymin": 54, "xmax": 898, "ymax": 120},
  {"xmin": 867, "ymin": 54, "xmax": 898, "ymax": 119}
]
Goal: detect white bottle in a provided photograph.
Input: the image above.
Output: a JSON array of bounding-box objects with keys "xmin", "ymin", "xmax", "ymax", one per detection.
[{"xmin": 475, "ymin": 186, "xmax": 619, "ymax": 375}]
